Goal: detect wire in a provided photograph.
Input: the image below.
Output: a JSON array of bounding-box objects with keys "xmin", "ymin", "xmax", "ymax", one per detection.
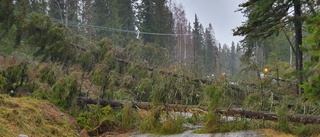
[{"xmin": 51, "ymin": 18, "xmax": 193, "ymax": 36}]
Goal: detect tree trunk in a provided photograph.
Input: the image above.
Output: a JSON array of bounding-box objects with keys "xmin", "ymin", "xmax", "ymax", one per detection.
[
  {"xmin": 78, "ymin": 97, "xmax": 320, "ymax": 124},
  {"xmin": 294, "ymin": 0, "xmax": 303, "ymax": 95},
  {"xmin": 290, "ymin": 44, "xmax": 293, "ymax": 66}
]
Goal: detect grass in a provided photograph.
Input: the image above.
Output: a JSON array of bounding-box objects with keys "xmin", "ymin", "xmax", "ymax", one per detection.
[
  {"xmin": 260, "ymin": 129, "xmax": 296, "ymax": 137},
  {"xmin": 0, "ymin": 94, "xmax": 78, "ymax": 137},
  {"xmin": 138, "ymin": 107, "xmax": 162, "ymax": 133},
  {"xmin": 160, "ymin": 113, "xmax": 185, "ymax": 134},
  {"xmin": 294, "ymin": 124, "xmax": 320, "ymax": 137},
  {"xmin": 138, "ymin": 107, "xmax": 186, "ymax": 135}
]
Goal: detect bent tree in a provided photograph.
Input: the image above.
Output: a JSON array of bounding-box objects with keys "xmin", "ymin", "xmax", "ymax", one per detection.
[{"xmin": 233, "ymin": 0, "xmax": 316, "ymax": 94}]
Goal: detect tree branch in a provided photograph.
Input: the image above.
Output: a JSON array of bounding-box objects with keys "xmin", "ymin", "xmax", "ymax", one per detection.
[{"xmin": 282, "ymin": 28, "xmax": 296, "ymax": 54}]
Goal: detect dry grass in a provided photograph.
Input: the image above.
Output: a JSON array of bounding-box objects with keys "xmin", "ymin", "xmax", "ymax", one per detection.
[
  {"xmin": 137, "ymin": 109, "xmax": 150, "ymax": 118},
  {"xmin": 260, "ymin": 129, "xmax": 296, "ymax": 137},
  {"xmin": 0, "ymin": 94, "xmax": 78, "ymax": 137}
]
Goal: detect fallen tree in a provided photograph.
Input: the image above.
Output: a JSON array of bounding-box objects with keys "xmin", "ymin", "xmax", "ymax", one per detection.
[
  {"xmin": 116, "ymin": 58, "xmax": 209, "ymax": 84},
  {"xmin": 116, "ymin": 58, "xmax": 244, "ymax": 93},
  {"xmin": 78, "ymin": 97, "xmax": 320, "ymax": 124}
]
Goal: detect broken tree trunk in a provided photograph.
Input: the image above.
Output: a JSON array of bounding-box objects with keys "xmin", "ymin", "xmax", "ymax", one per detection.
[
  {"xmin": 78, "ymin": 97, "xmax": 320, "ymax": 124},
  {"xmin": 215, "ymin": 108, "xmax": 320, "ymax": 124}
]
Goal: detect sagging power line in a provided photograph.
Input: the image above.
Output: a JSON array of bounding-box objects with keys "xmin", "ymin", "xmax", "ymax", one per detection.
[{"xmin": 50, "ymin": 18, "xmax": 193, "ymax": 36}]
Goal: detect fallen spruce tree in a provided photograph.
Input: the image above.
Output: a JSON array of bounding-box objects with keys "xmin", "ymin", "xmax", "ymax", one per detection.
[
  {"xmin": 116, "ymin": 58, "xmax": 209, "ymax": 84},
  {"xmin": 78, "ymin": 97, "xmax": 320, "ymax": 124}
]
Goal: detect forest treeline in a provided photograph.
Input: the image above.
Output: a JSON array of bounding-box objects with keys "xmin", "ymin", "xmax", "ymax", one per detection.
[
  {"xmin": 1, "ymin": 0, "xmax": 313, "ymax": 80},
  {"xmin": 0, "ymin": 0, "xmax": 245, "ymax": 78}
]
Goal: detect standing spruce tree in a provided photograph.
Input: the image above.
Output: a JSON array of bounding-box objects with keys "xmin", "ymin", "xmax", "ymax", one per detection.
[
  {"xmin": 138, "ymin": 0, "xmax": 174, "ymax": 49},
  {"xmin": 204, "ymin": 23, "xmax": 218, "ymax": 76},
  {"xmin": 192, "ymin": 14, "xmax": 205, "ymax": 69},
  {"xmin": 0, "ymin": 0, "xmax": 39, "ymax": 47},
  {"xmin": 233, "ymin": 0, "xmax": 306, "ymax": 94},
  {"xmin": 221, "ymin": 44, "xmax": 230, "ymax": 74},
  {"xmin": 235, "ymin": 42, "xmax": 242, "ymax": 74},
  {"xmin": 93, "ymin": 0, "xmax": 120, "ymax": 41},
  {"xmin": 230, "ymin": 41, "xmax": 236, "ymax": 76},
  {"xmin": 154, "ymin": 0, "xmax": 174, "ymax": 50},
  {"xmin": 139, "ymin": 0, "xmax": 156, "ymax": 43},
  {"xmin": 0, "ymin": 0, "xmax": 18, "ymax": 44},
  {"xmin": 199, "ymin": 23, "xmax": 205, "ymax": 57},
  {"xmin": 0, "ymin": 0, "xmax": 15, "ymax": 33},
  {"xmin": 117, "ymin": 0, "xmax": 137, "ymax": 47}
]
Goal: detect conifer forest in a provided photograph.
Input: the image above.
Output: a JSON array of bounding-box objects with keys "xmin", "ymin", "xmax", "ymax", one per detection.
[{"xmin": 1, "ymin": 0, "xmax": 320, "ymax": 136}]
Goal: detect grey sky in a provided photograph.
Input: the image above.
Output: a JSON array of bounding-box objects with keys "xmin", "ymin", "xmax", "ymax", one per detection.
[{"xmin": 174, "ymin": 0, "xmax": 246, "ymax": 46}]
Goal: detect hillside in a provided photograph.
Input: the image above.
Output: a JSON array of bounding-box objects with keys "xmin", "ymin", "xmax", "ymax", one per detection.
[{"xmin": 0, "ymin": 94, "xmax": 78, "ymax": 137}]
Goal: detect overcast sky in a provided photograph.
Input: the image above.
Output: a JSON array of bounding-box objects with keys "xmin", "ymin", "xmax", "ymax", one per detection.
[{"xmin": 174, "ymin": 0, "xmax": 246, "ymax": 46}]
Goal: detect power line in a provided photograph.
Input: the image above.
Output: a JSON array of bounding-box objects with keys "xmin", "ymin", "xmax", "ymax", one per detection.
[{"xmin": 51, "ymin": 18, "xmax": 193, "ymax": 36}]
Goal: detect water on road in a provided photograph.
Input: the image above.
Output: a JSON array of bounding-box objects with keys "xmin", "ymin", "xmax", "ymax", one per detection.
[{"xmin": 131, "ymin": 130, "xmax": 263, "ymax": 137}]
